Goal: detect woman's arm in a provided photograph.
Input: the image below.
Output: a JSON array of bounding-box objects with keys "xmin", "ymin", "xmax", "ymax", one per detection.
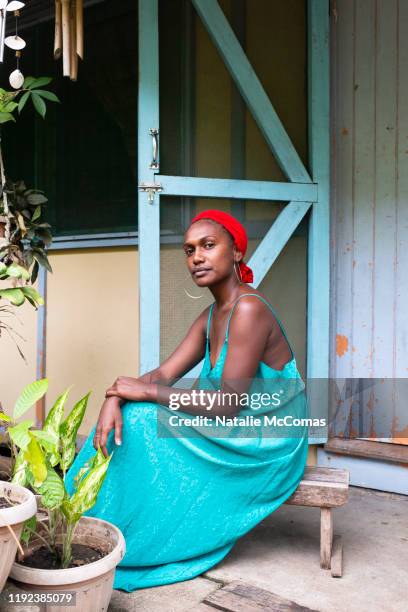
[
  {"xmin": 108, "ymin": 306, "xmax": 210, "ymax": 394},
  {"xmin": 106, "ymin": 297, "xmax": 272, "ymax": 418},
  {"xmin": 95, "ymin": 307, "xmax": 211, "ymax": 455}
]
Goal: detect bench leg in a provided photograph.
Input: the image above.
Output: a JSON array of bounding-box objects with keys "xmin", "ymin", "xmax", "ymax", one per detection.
[
  {"xmin": 320, "ymin": 507, "xmax": 333, "ymax": 569},
  {"xmin": 330, "ymin": 534, "xmax": 343, "ymax": 577}
]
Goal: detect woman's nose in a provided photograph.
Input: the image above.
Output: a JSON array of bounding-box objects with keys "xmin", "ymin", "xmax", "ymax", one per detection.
[{"xmin": 192, "ymin": 247, "xmax": 204, "ymax": 263}]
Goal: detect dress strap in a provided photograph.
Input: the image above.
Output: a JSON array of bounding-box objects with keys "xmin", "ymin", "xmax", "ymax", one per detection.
[
  {"xmin": 206, "ymin": 303, "xmax": 215, "ymax": 341},
  {"xmin": 225, "ymin": 293, "xmax": 294, "ymax": 359}
]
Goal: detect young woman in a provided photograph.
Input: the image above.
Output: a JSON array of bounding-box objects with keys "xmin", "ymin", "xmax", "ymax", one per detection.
[{"xmin": 64, "ymin": 209, "xmax": 309, "ymax": 591}]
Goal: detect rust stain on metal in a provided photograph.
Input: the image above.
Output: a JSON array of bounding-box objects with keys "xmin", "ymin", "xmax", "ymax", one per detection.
[
  {"xmin": 366, "ymin": 391, "xmax": 375, "ymax": 412},
  {"xmin": 341, "ymin": 127, "xmax": 349, "ymax": 136},
  {"xmin": 390, "ymin": 415, "xmax": 408, "ymax": 444},
  {"xmin": 369, "ymin": 414, "xmax": 377, "ymax": 438},
  {"xmin": 336, "ymin": 334, "xmax": 349, "ymax": 357}
]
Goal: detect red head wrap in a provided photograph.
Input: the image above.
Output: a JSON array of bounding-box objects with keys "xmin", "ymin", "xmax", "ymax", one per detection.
[{"xmin": 190, "ymin": 209, "xmax": 254, "ymax": 283}]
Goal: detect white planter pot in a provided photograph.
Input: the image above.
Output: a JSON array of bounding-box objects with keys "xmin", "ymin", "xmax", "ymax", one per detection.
[
  {"xmin": 0, "ymin": 481, "xmax": 37, "ymax": 591},
  {"xmin": 9, "ymin": 516, "xmax": 126, "ymax": 612}
]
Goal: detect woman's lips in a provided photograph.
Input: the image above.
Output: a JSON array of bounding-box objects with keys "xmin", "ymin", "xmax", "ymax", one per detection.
[{"xmin": 193, "ymin": 268, "xmax": 211, "ymax": 277}]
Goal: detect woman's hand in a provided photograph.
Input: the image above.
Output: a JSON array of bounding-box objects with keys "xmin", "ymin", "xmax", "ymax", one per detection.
[
  {"xmin": 105, "ymin": 376, "xmax": 155, "ymax": 403},
  {"xmin": 94, "ymin": 396, "xmax": 123, "ymax": 457}
]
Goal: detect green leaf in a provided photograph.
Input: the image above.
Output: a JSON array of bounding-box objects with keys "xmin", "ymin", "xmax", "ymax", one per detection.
[
  {"xmin": 6, "ymin": 263, "xmax": 30, "ymax": 280},
  {"xmin": 24, "ymin": 435, "xmax": 47, "ymax": 487},
  {"xmin": 8, "ymin": 420, "xmax": 34, "ymax": 451},
  {"xmin": 32, "ymin": 205, "xmax": 42, "ymax": 222},
  {"xmin": 30, "ymin": 260, "xmax": 39, "ymax": 284},
  {"xmin": 31, "ymin": 93, "xmax": 46, "ymax": 119},
  {"xmin": 0, "ymin": 262, "xmax": 7, "ymax": 275},
  {"xmin": 0, "ymin": 288, "xmax": 25, "ymax": 306},
  {"xmin": 62, "ymin": 453, "xmax": 112, "ymax": 523},
  {"xmin": 43, "ymin": 388, "xmax": 70, "ymax": 466},
  {"xmin": 0, "ymin": 411, "xmax": 12, "ymax": 423},
  {"xmin": 0, "ymin": 112, "xmax": 15, "ymax": 124},
  {"xmin": 32, "ymin": 250, "xmax": 53, "ymax": 273},
  {"xmin": 31, "ymin": 429, "xmax": 59, "ymax": 454},
  {"xmin": 11, "ymin": 451, "xmax": 29, "ymax": 487},
  {"xmin": 21, "ymin": 286, "xmax": 44, "ymax": 307},
  {"xmin": 29, "ymin": 77, "xmax": 53, "ymax": 89},
  {"xmin": 23, "ymin": 76, "xmax": 37, "ymax": 89},
  {"xmin": 35, "ymin": 228, "xmax": 53, "ymax": 246},
  {"xmin": 13, "ymin": 378, "xmax": 48, "ymax": 420},
  {"xmin": 27, "ymin": 193, "xmax": 48, "ymax": 206},
  {"xmin": 60, "ymin": 393, "xmax": 90, "ymax": 472},
  {"xmin": 34, "ymin": 90, "xmax": 59, "ymax": 103},
  {"xmin": 2, "ymin": 101, "xmax": 18, "ymax": 113},
  {"xmin": 36, "ymin": 465, "xmax": 65, "ymax": 509},
  {"xmin": 20, "ymin": 515, "xmax": 37, "ymax": 545}
]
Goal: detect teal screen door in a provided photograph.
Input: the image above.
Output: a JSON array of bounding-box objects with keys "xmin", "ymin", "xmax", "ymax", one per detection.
[{"xmin": 138, "ymin": 0, "xmax": 329, "ymax": 443}]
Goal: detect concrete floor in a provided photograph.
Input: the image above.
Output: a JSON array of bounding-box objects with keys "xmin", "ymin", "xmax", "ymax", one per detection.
[{"xmin": 2, "ymin": 486, "xmax": 407, "ymax": 612}]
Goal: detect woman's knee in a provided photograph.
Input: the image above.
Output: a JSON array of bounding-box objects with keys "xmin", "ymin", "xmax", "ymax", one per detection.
[{"xmin": 121, "ymin": 401, "xmax": 158, "ymax": 425}]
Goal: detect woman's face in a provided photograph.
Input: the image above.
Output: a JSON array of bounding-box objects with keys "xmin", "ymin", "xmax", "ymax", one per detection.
[{"xmin": 183, "ymin": 219, "xmax": 242, "ymax": 286}]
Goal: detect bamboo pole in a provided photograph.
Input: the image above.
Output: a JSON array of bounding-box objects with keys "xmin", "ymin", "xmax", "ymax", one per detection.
[
  {"xmin": 70, "ymin": 0, "xmax": 77, "ymax": 81},
  {"xmin": 54, "ymin": 0, "xmax": 62, "ymax": 60},
  {"xmin": 76, "ymin": 0, "xmax": 83, "ymax": 60},
  {"xmin": 61, "ymin": 0, "xmax": 71, "ymax": 77}
]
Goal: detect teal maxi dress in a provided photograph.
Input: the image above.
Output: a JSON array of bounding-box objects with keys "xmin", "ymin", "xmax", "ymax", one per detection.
[{"xmin": 64, "ymin": 293, "xmax": 309, "ymax": 591}]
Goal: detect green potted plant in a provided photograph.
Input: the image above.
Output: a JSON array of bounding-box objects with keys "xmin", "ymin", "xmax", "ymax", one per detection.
[
  {"xmin": 0, "ymin": 379, "xmax": 125, "ymax": 610},
  {"xmin": 0, "ymin": 78, "xmax": 57, "ymax": 359}
]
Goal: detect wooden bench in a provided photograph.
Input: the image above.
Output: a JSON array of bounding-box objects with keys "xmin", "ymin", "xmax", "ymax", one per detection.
[{"xmin": 285, "ymin": 466, "xmax": 350, "ymax": 577}]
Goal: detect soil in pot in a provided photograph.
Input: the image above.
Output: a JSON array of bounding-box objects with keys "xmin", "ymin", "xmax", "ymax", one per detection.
[
  {"xmin": 19, "ymin": 543, "xmax": 105, "ymax": 569},
  {"xmin": 0, "ymin": 495, "xmax": 13, "ymax": 509}
]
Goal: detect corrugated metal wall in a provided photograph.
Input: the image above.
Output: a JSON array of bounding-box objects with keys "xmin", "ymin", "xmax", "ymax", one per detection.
[{"xmin": 331, "ymin": 0, "xmax": 408, "ymax": 380}]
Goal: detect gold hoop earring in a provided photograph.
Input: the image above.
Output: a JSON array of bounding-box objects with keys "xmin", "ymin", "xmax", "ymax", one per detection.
[
  {"xmin": 234, "ymin": 261, "xmax": 243, "ymax": 284},
  {"xmin": 183, "ymin": 274, "xmax": 204, "ymax": 299}
]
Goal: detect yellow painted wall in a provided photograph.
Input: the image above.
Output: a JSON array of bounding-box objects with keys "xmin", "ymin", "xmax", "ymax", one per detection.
[
  {"xmin": 45, "ymin": 248, "xmax": 139, "ymax": 434},
  {"xmin": 0, "ymin": 295, "xmax": 37, "ymax": 425}
]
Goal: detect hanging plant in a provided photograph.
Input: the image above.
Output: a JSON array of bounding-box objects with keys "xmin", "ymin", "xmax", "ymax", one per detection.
[
  {"xmin": 0, "ymin": 77, "xmax": 59, "ymax": 358},
  {"xmin": 0, "ymin": 179, "xmax": 52, "ymax": 282},
  {"xmin": 0, "ymin": 76, "xmax": 59, "ymax": 278}
]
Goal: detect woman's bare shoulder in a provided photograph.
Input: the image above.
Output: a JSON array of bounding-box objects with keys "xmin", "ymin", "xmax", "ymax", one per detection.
[{"xmin": 231, "ymin": 292, "xmax": 279, "ymax": 329}]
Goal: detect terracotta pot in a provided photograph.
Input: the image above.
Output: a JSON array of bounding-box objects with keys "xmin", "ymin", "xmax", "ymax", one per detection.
[
  {"xmin": 0, "ymin": 481, "xmax": 37, "ymax": 591},
  {"xmin": 0, "ymin": 454, "xmax": 12, "ymax": 480},
  {"xmin": 0, "ymin": 214, "xmax": 6, "ymax": 238},
  {"xmin": 9, "ymin": 516, "xmax": 126, "ymax": 612}
]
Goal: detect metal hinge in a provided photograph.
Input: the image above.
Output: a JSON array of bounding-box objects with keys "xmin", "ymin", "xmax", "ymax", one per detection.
[{"xmin": 138, "ymin": 182, "xmax": 163, "ymax": 204}]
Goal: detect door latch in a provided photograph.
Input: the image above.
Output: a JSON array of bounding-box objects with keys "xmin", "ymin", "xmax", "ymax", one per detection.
[{"xmin": 138, "ymin": 182, "xmax": 163, "ymax": 204}]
